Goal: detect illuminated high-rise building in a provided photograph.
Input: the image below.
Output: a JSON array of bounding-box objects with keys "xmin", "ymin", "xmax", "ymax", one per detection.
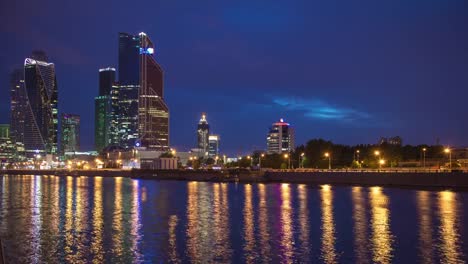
[
  {"xmin": 10, "ymin": 68, "xmax": 26, "ymax": 146},
  {"xmin": 61, "ymin": 114, "xmax": 80, "ymax": 153},
  {"xmin": 138, "ymin": 32, "xmax": 169, "ymax": 150},
  {"xmin": 197, "ymin": 113, "xmax": 210, "ymax": 155},
  {"xmin": 95, "ymin": 67, "xmax": 117, "ymax": 152},
  {"xmin": 22, "ymin": 51, "xmax": 58, "ymax": 155},
  {"xmin": 267, "ymin": 118, "xmax": 295, "ymax": 154},
  {"xmin": 117, "ymin": 33, "xmax": 141, "ymax": 148},
  {"xmin": 208, "ymin": 134, "xmax": 220, "ymax": 157}
]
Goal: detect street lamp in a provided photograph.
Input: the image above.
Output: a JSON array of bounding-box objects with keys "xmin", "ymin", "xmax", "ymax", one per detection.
[
  {"xmin": 422, "ymin": 148, "xmax": 427, "ymax": 169},
  {"xmin": 379, "ymin": 159, "xmax": 385, "ymax": 169},
  {"xmin": 300, "ymin": 152, "xmax": 305, "ymax": 168},
  {"xmin": 444, "ymin": 148, "xmax": 452, "ymax": 170},
  {"xmin": 259, "ymin": 153, "xmax": 265, "ymax": 168},
  {"xmin": 355, "ymin": 150, "xmax": 360, "ymax": 162},
  {"xmin": 284, "ymin": 153, "xmax": 290, "ymax": 169},
  {"xmin": 374, "ymin": 150, "xmax": 381, "ymax": 169},
  {"xmin": 324, "ymin": 152, "xmax": 331, "ymax": 170}
]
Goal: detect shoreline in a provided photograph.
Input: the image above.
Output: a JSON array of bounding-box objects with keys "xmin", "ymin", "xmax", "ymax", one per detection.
[{"xmin": 2, "ymin": 169, "xmax": 468, "ymax": 190}]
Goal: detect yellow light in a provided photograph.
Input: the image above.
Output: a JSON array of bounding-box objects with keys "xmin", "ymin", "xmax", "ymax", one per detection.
[
  {"xmin": 301, "ymin": 152, "xmax": 305, "ymax": 156},
  {"xmin": 261, "ymin": 153, "xmax": 265, "ymax": 157},
  {"xmin": 324, "ymin": 152, "xmax": 329, "ymax": 157},
  {"xmin": 321, "ymin": 184, "xmax": 331, "ymax": 191},
  {"xmin": 356, "ymin": 150, "xmax": 360, "ymax": 153},
  {"xmin": 444, "ymin": 148, "xmax": 450, "ymax": 153},
  {"xmin": 374, "ymin": 151, "xmax": 380, "ymax": 156},
  {"xmin": 379, "ymin": 159, "xmax": 385, "ymax": 165},
  {"xmin": 247, "ymin": 156, "xmax": 251, "ymax": 159},
  {"xmin": 422, "ymin": 148, "xmax": 427, "ymax": 152},
  {"xmin": 284, "ymin": 154, "xmax": 289, "ymax": 158}
]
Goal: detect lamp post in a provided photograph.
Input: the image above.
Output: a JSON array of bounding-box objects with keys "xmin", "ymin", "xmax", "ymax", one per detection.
[
  {"xmin": 355, "ymin": 150, "xmax": 360, "ymax": 162},
  {"xmin": 379, "ymin": 159, "xmax": 385, "ymax": 169},
  {"xmin": 259, "ymin": 153, "xmax": 265, "ymax": 168},
  {"xmin": 284, "ymin": 153, "xmax": 290, "ymax": 169},
  {"xmin": 247, "ymin": 155, "xmax": 252, "ymax": 167},
  {"xmin": 444, "ymin": 148, "xmax": 452, "ymax": 169},
  {"xmin": 374, "ymin": 150, "xmax": 380, "ymax": 169},
  {"xmin": 324, "ymin": 152, "xmax": 331, "ymax": 170},
  {"xmin": 300, "ymin": 152, "xmax": 305, "ymax": 168},
  {"xmin": 422, "ymin": 148, "xmax": 427, "ymax": 169}
]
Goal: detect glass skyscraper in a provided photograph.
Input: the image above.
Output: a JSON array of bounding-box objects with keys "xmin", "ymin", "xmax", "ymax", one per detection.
[
  {"xmin": 95, "ymin": 67, "xmax": 117, "ymax": 152},
  {"xmin": 138, "ymin": 32, "xmax": 169, "ymax": 150},
  {"xmin": 22, "ymin": 51, "xmax": 58, "ymax": 155},
  {"xmin": 61, "ymin": 114, "xmax": 80, "ymax": 153},
  {"xmin": 10, "ymin": 68, "xmax": 26, "ymax": 146}
]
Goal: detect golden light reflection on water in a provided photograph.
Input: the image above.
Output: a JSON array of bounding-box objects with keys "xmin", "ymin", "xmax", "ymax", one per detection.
[
  {"xmin": 369, "ymin": 186, "xmax": 393, "ymax": 264},
  {"xmin": 257, "ymin": 183, "xmax": 271, "ymax": 262},
  {"xmin": 65, "ymin": 176, "xmax": 74, "ymax": 261},
  {"xmin": 438, "ymin": 191, "xmax": 463, "ymax": 263},
  {"xmin": 320, "ymin": 184, "xmax": 338, "ymax": 264},
  {"xmin": 352, "ymin": 186, "xmax": 368, "ymax": 263},
  {"xmin": 186, "ymin": 181, "xmax": 200, "ymax": 261},
  {"xmin": 168, "ymin": 215, "xmax": 180, "ymax": 263},
  {"xmin": 92, "ymin": 177, "xmax": 104, "ymax": 263},
  {"xmin": 113, "ymin": 177, "xmax": 123, "ymax": 258},
  {"xmin": 298, "ymin": 184, "xmax": 310, "ymax": 259},
  {"xmin": 214, "ymin": 183, "xmax": 232, "ymax": 262},
  {"xmin": 76, "ymin": 176, "xmax": 89, "ymax": 260},
  {"xmin": 243, "ymin": 184, "xmax": 256, "ymax": 263},
  {"xmin": 280, "ymin": 183, "xmax": 294, "ymax": 263},
  {"xmin": 417, "ymin": 191, "xmax": 433, "ymax": 264}
]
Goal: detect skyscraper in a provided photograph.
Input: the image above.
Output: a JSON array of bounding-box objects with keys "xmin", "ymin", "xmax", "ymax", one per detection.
[
  {"xmin": 117, "ymin": 33, "xmax": 141, "ymax": 148},
  {"xmin": 267, "ymin": 118, "xmax": 295, "ymax": 154},
  {"xmin": 197, "ymin": 113, "xmax": 210, "ymax": 155},
  {"xmin": 208, "ymin": 135, "xmax": 220, "ymax": 157},
  {"xmin": 22, "ymin": 51, "xmax": 58, "ymax": 155},
  {"xmin": 95, "ymin": 67, "xmax": 117, "ymax": 152},
  {"xmin": 61, "ymin": 114, "xmax": 80, "ymax": 153},
  {"xmin": 138, "ymin": 32, "xmax": 169, "ymax": 150},
  {"xmin": 10, "ymin": 68, "xmax": 26, "ymax": 146}
]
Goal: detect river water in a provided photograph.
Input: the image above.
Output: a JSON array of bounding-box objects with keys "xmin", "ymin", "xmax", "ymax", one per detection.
[{"xmin": 0, "ymin": 175, "xmax": 467, "ymax": 263}]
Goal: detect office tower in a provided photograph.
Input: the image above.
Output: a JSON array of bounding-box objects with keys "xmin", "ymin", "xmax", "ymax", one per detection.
[
  {"xmin": 117, "ymin": 32, "xmax": 141, "ymax": 148},
  {"xmin": 61, "ymin": 114, "xmax": 80, "ymax": 153},
  {"xmin": 208, "ymin": 135, "xmax": 220, "ymax": 157},
  {"xmin": 197, "ymin": 113, "xmax": 210, "ymax": 155},
  {"xmin": 267, "ymin": 118, "xmax": 295, "ymax": 154},
  {"xmin": 22, "ymin": 51, "xmax": 58, "ymax": 155},
  {"xmin": 0, "ymin": 124, "xmax": 15, "ymax": 161},
  {"xmin": 10, "ymin": 68, "xmax": 25, "ymax": 145},
  {"xmin": 95, "ymin": 67, "xmax": 116, "ymax": 152},
  {"xmin": 138, "ymin": 32, "xmax": 169, "ymax": 150},
  {"xmin": 99, "ymin": 67, "xmax": 115, "ymax": 96}
]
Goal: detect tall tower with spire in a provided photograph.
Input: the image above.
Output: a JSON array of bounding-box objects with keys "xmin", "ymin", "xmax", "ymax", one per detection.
[{"xmin": 197, "ymin": 113, "xmax": 210, "ymax": 156}]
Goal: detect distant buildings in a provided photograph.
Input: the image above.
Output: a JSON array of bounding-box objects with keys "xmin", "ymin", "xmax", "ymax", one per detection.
[
  {"xmin": 208, "ymin": 135, "xmax": 220, "ymax": 157},
  {"xmin": 20, "ymin": 51, "xmax": 58, "ymax": 156},
  {"xmin": 379, "ymin": 136, "xmax": 402, "ymax": 146},
  {"xmin": 61, "ymin": 114, "xmax": 80, "ymax": 154},
  {"xmin": 267, "ymin": 118, "xmax": 295, "ymax": 154},
  {"xmin": 0, "ymin": 124, "xmax": 15, "ymax": 162},
  {"xmin": 197, "ymin": 113, "xmax": 210, "ymax": 156}
]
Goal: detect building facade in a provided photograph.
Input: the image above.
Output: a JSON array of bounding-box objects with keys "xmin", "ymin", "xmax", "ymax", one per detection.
[
  {"xmin": 208, "ymin": 135, "xmax": 220, "ymax": 157},
  {"xmin": 197, "ymin": 113, "xmax": 210, "ymax": 156},
  {"xmin": 61, "ymin": 114, "xmax": 80, "ymax": 153},
  {"xmin": 117, "ymin": 33, "xmax": 141, "ymax": 148},
  {"xmin": 95, "ymin": 67, "xmax": 117, "ymax": 152},
  {"xmin": 22, "ymin": 51, "xmax": 58, "ymax": 156},
  {"xmin": 267, "ymin": 118, "xmax": 295, "ymax": 154},
  {"xmin": 138, "ymin": 32, "xmax": 169, "ymax": 150}
]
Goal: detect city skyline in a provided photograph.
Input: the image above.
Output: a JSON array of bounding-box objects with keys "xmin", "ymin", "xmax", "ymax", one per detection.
[{"xmin": 1, "ymin": 0, "xmax": 467, "ymax": 155}]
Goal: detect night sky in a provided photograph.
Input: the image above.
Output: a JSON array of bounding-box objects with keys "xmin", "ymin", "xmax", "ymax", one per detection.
[{"xmin": 1, "ymin": 0, "xmax": 467, "ymax": 155}]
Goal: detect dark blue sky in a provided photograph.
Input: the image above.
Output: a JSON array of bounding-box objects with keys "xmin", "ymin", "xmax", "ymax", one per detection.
[{"xmin": 1, "ymin": 0, "xmax": 467, "ymax": 155}]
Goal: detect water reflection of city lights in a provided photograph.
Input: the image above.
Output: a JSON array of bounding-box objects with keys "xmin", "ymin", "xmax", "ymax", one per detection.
[
  {"xmin": 320, "ymin": 184, "xmax": 337, "ymax": 263},
  {"xmin": 369, "ymin": 186, "xmax": 393, "ymax": 264}
]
